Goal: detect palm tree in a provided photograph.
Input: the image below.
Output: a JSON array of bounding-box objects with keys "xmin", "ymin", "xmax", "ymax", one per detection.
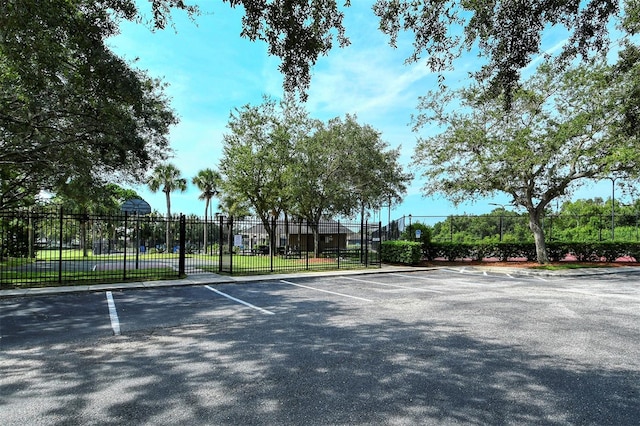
[
  {"xmin": 147, "ymin": 163, "xmax": 187, "ymax": 251},
  {"xmin": 192, "ymin": 168, "xmax": 221, "ymax": 254}
]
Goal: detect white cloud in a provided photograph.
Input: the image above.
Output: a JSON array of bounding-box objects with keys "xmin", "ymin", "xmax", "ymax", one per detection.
[{"xmin": 307, "ymin": 46, "xmax": 436, "ymax": 122}]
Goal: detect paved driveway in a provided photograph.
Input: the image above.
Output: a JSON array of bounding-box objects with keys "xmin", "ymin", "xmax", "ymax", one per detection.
[{"xmin": 1, "ymin": 268, "xmax": 639, "ymax": 425}]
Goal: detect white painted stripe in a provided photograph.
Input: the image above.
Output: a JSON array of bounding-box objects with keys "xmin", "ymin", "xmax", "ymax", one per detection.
[
  {"xmin": 205, "ymin": 285, "xmax": 275, "ymax": 315},
  {"xmin": 393, "ymin": 273, "xmax": 440, "ymax": 281},
  {"xmin": 442, "ymin": 267, "xmax": 474, "ymax": 274},
  {"xmin": 105, "ymin": 291, "xmax": 121, "ymax": 336},
  {"xmin": 341, "ymin": 276, "xmax": 444, "ymax": 293},
  {"xmin": 280, "ymin": 280, "xmax": 373, "ymax": 302}
]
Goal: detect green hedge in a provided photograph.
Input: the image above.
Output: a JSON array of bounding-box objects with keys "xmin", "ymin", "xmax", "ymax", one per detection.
[
  {"xmin": 423, "ymin": 241, "xmax": 640, "ymax": 262},
  {"xmin": 381, "ymin": 241, "xmax": 422, "ymax": 265}
]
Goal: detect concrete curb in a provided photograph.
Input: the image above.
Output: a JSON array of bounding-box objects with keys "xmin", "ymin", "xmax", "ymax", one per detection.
[
  {"xmin": 0, "ymin": 266, "xmax": 439, "ymax": 299},
  {"xmin": 2, "ymin": 264, "xmax": 639, "ymax": 299}
]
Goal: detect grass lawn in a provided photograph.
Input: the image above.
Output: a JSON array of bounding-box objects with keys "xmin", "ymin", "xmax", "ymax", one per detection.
[
  {"xmin": 198, "ymin": 254, "xmax": 371, "ymax": 274},
  {"xmin": 0, "ymin": 267, "xmax": 177, "ymax": 289},
  {"xmin": 36, "ymin": 249, "xmax": 180, "ymax": 261},
  {"xmin": 1, "ymin": 250, "xmax": 377, "ymax": 288}
]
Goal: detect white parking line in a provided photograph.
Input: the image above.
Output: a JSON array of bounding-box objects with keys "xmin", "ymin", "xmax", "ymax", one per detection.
[
  {"xmin": 105, "ymin": 291, "xmax": 121, "ymax": 336},
  {"xmin": 341, "ymin": 276, "xmax": 444, "ymax": 293},
  {"xmin": 393, "ymin": 273, "xmax": 440, "ymax": 281},
  {"xmin": 204, "ymin": 285, "xmax": 275, "ymax": 315},
  {"xmin": 443, "ymin": 267, "xmax": 481, "ymax": 275},
  {"xmin": 280, "ymin": 280, "xmax": 373, "ymax": 302}
]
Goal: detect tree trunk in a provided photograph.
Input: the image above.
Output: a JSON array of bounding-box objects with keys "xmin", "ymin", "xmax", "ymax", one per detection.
[
  {"xmin": 165, "ymin": 191, "xmax": 171, "ymax": 253},
  {"xmin": 310, "ymin": 223, "xmax": 320, "ymax": 258},
  {"xmin": 203, "ymin": 198, "xmax": 209, "ymax": 254},
  {"xmin": 284, "ymin": 212, "xmax": 289, "ymax": 253},
  {"xmin": 528, "ymin": 209, "xmax": 549, "ymax": 264},
  {"xmin": 81, "ymin": 220, "xmax": 87, "ymax": 257}
]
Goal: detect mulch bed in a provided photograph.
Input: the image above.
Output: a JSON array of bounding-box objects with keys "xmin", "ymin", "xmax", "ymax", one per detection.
[{"xmin": 419, "ymin": 259, "xmax": 640, "ymax": 269}]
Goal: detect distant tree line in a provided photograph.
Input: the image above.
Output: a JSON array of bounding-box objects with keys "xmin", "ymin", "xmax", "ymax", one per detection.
[{"xmin": 400, "ymin": 198, "xmax": 640, "ymax": 244}]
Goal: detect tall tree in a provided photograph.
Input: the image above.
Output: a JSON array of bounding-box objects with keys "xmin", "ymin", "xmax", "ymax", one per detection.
[
  {"xmin": 289, "ymin": 115, "xmax": 411, "ymax": 256},
  {"xmin": 0, "ymin": 0, "xmax": 177, "ymax": 209},
  {"xmin": 288, "ymin": 118, "xmax": 351, "ymax": 256},
  {"xmin": 147, "ymin": 163, "xmax": 187, "ymax": 250},
  {"xmin": 412, "ymin": 61, "xmax": 640, "ymax": 263},
  {"xmin": 219, "ymin": 97, "xmax": 294, "ymax": 252},
  {"xmin": 336, "ymin": 115, "xmax": 411, "ymax": 217},
  {"xmin": 192, "ymin": 168, "xmax": 222, "ymax": 254}
]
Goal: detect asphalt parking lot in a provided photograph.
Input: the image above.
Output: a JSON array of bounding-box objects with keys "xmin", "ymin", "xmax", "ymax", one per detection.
[{"xmin": 1, "ymin": 268, "xmax": 639, "ymax": 425}]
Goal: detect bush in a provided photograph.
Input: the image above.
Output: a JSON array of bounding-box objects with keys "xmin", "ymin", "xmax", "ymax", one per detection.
[
  {"xmin": 381, "ymin": 240, "xmax": 422, "ymax": 265},
  {"xmin": 422, "ymin": 241, "xmax": 640, "ymax": 263},
  {"xmin": 1, "ymin": 218, "xmax": 31, "ymax": 258},
  {"xmin": 564, "ymin": 241, "xmax": 639, "ymax": 262}
]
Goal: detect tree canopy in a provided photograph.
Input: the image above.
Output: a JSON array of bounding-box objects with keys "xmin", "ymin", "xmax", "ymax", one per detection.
[
  {"xmin": 373, "ymin": 0, "xmax": 625, "ymax": 103},
  {"xmin": 219, "ymin": 97, "xmax": 288, "ymax": 237},
  {"xmin": 150, "ymin": 0, "xmax": 633, "ymax": 103},
  {"xmin": 146, "ymin": 0, "xmax": 350, "ymax": 100},
  {"xmin": 219, "ymin": 97, "xmax": 411, "ymax": 254},
  {"xmin": 0, "ymin": 0, "xmax": 177, "ymax": 209},
  {"xmin": 412, "ymin": 61, "xmax": 640, "ymax": 263}
]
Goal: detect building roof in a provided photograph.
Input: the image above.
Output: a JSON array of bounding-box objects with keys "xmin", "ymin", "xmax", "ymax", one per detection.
[{"xmin": 242, "ymin": 219, "xmax": 355, "ymax": 236}]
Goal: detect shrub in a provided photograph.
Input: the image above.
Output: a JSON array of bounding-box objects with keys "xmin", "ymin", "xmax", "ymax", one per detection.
[
  {"xmin": 381, "ymin": 240, "xmax": 422, "ymax": 265},
  {"xmin": 1, "ymin": 218, "xmax": 31, "ymax": 258}
]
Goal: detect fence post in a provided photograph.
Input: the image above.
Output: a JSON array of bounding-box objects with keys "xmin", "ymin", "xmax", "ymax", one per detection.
[
  {"xmin": 123, "ymin": 211, "xmax": 128, "ymax": 281},
  {"xmin": 58, "ymin": 207, "xmax": 64, "ymax": 284},
  {"xmin": 378, "ymin": 221, "xmax": 382, "ymax": 268},
  {"xmin": 218, "ymin": 215, "xmax": 224, "ymax": 273},
  {"xmin": 178, "ymin": 214, "xmax": 186, "ymax": 277},
  {"xmin": 365, "ymin": 220, "xmax": 369, "ymax": 267},
  {"xmin": 337, "ymin": 220, "xmax": 341, "ymax": 269},
  {"xmin": 270, "ymin": 215, "xmax": 275, "ymax": 273}
]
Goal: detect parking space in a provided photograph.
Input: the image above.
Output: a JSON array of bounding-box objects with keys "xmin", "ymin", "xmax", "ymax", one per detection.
[
  {"xmin": 3, "ymin": 269, "xmax": 639, "ymax": 350},
  {"xmin": 0, "ymin": 292, "xmax": 114, "ymax": 348}
]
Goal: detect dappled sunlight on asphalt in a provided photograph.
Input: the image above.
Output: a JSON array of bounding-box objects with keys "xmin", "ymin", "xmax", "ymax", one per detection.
[{"xmin": 2, "ymin": 306, "xmax": 639, "ymax": 425}]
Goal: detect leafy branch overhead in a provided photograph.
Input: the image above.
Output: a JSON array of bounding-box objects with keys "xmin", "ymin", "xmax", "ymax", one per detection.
[
  {"xmin": 373, "ymin": 0, "xmax": 621, "ymax": 103},
  {"xmin": 149, "ymin": 0, "xmax": 351, "ymax": 100}
]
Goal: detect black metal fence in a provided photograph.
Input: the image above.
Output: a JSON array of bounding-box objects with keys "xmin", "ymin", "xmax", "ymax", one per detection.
[
  {"xmin": 0, "ymin": 208, "xmax": 381, "ymax": 288},
  {"xmin": 385, "ymin": 214, "xmax": 640, "ymax": 243},
  {"xmin": 216, "ymin": 216, "xmax": 381, "ymax": 275}
]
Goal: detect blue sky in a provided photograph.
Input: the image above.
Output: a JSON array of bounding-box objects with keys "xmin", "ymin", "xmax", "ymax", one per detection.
[{"xmin": 107, "ymin": 1, "xmax": 624, "ymax": 225}]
